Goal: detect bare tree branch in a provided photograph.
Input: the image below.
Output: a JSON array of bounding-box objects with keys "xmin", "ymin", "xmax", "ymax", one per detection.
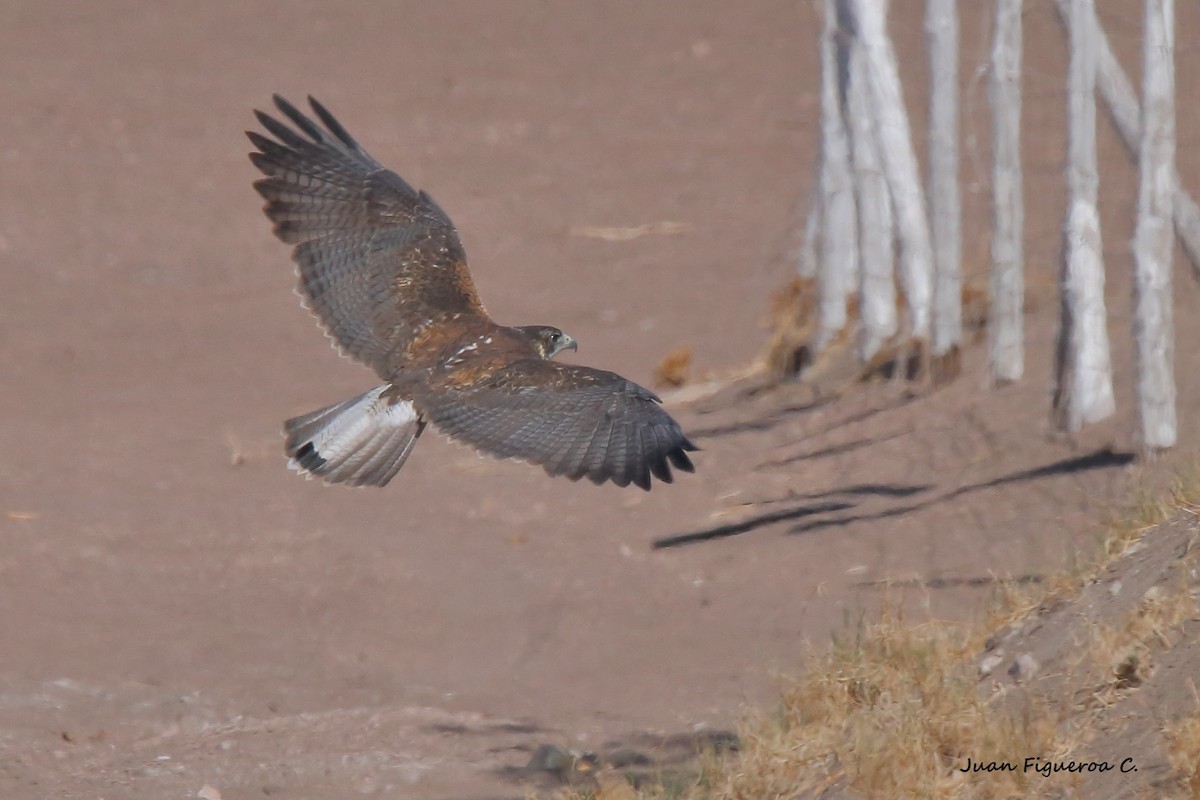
[{"xmin": 1053, "ymin": 0, "xmax": 1200, "ymax": 278}]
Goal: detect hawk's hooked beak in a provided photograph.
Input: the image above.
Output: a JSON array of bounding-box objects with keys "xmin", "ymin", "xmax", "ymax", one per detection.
[{"xmin": 557, "ymin": 334, "xmax": 578, "ymax": 357}]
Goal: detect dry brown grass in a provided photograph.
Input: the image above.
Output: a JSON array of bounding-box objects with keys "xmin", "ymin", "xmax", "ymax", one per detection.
[
  {"xmin": 983, "ymin": 458, "xmax": 1200, "ymax": 637},
  {"xmin": 548, "ymin": 460, "xmax": 1200, "ymax": 800},
  {"xmin": 712, "ymin": 607, "xmax": 1071, "ymax": 800},
  {"xmin": 760, "ymin": 276, "xmax": 818, "ymax": 379},
  {"xmin": 1087, "ymin": 569, "xmax": 1197, "ymax": 694},
  {"xmin": 1164, "ymin": 709, "xmax": 1200, "ymax": 797},
  {"xmin": 551, "ymin": 605, "xmax": 1074, "ymax": 800},
  {"xmin": 654, "ymin": 346, "xmax": 694, "ymax": 389},
  {"xmin": 759, "ymin": 277, "xmax": 991, "ymax": 386}
]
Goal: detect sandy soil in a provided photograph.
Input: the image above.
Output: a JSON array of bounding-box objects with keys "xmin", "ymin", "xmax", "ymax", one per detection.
[{"xmin": 2, "ymin": 1, "xmax": 1199, "ymax": 798}]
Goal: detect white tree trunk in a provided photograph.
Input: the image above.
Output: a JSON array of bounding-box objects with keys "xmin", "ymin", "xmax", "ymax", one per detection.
[
  {"xmin": 797, "ymin": 183, "xmax": 821, "ymax": 280},
  {"xmin": 855, "ymin": 0, "xmax": 933, "ymax": 343},
  {"xmin": 1133, "ymin": 0, "xmax": 1177, "ymax": 450},
  {"xmin": 1052, "ymin": 0, "xmax": 1200, "ymax": 278},
  {"xmin": 1053, "ymin": 0, "xmax": 1115, "ymax": 431},
  {"xmin": 988, "ymin": 0, "xmax": 1024, "ymax": 384},
  {"xmin": 926, "ymin": 0, "xmax": 961, "ymax": 358},
  {"xmin": 816, "ymin": 0, "xmax": 859, "ymax": 349},
  {"xmin": 847, "ymin": 31, "xmax": 896, "ymax": 362}
]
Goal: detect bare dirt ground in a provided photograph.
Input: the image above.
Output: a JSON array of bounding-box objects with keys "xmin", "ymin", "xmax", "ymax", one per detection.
[{"xmin": 2, "ymin": 2, "xmax": 1199, "ymax": 798}]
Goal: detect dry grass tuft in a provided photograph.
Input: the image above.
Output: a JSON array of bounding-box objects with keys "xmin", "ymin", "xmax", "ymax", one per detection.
[
  {"xmin": 760, "ymin": 276, "xmax": 818, "ymax": 379},
  {"xmin": 1165, "ymin": 710, "xmax": 1200, "ymax": 797},
  {"xmin": 760, "ymin": 277, "xmax": 990, "ymax": 385},
  {"xmin": 1088, "ymin": 571, "xmax": 1197, "ymax": 694},
  {"xmin": 654, "ymin": 346, "xmax": 694, "ymax": 389}
]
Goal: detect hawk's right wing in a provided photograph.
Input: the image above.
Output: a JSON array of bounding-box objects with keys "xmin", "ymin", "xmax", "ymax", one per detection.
[
  {"xmin": 416, "ymin": 359, "xmax": 697, "ymax": 490},
  {"xmin": 248, "ymin": 95, "xmax": 489, "ymax": 377}
]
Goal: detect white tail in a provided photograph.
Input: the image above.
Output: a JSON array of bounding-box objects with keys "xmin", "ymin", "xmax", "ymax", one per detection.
[{"xmin": 283, "ymin": 386, "xmax": 425, "ymax": 487}]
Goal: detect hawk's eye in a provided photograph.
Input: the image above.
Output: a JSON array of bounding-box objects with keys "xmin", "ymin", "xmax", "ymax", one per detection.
[{"xmin": 551, "ymin": 332, "xmax": 561, "ymax": 342}]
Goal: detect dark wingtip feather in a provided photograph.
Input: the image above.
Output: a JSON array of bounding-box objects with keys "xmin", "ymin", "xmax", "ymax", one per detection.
[
  {"xmin": 254, "ymin": 109, "xmax": 313, "ymax": 149},
  {"xmin": 648, "ymin": 457, "xmax": 673, "ymax": 484},
  {"xmin": 253, "ymin": 108, "xmax": 278, "ymax": 130},
  {"xmin": 247, "ymin": 152, "xmax": 275, "ymax": 179},
  {"xmin": 308, "ymin": 95, "xmax": 361, "ymax": 151},
  {"xmin": 246, "ymin": 130, "xmax": 274, "ymax": 152},
  {"xmin": 272, "ymin": 94, "xmax": 326, "ymax": 143},
  {"xmin": 667, "ymin": 448, "xmax": 694, "ymax": 473},
  {"xmin": 250, "ymin": 175, "xmax": 276, "ymax": 200},
  {"xmin": 271, "ymin": 93, "xmax": 300, "ymax": 118}
]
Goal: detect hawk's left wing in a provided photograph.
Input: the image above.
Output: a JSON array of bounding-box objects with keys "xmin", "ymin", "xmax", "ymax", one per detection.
[{"xmin": 416, "ymin": 360, "xmax": 696, "ymax": 490}]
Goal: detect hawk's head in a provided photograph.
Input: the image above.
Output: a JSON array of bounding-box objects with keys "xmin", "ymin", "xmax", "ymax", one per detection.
[{"xmin": 516, "ymin": 325, "xmax": 578, "ymax": 360}]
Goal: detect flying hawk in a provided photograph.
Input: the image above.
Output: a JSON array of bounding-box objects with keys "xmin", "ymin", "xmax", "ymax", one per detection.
[{"xmin": 248, "ymin": 95, "xmax": 696, "ymax": 490}]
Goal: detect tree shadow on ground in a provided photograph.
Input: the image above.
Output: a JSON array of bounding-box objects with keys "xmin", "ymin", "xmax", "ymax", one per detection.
[
  {"xmin": 652, "ymin": 483, "xmax": 930, "ymax": 549},
  {"xmin": 787, "ymin": 448, "xmax": 1135, "ymax": 536},
  {"xmin": 653, "ymin": 501, "xmax": 855, "ymax": 549},
  {"xmin": 686, "ymin": 396, "xmax": 835, "ymax": 438},
  {"xmin": 754, "ymin": 430, "xmax": 909, "ymax": 469},
  {"xmin": 941, "ymin": 446, "xmax": 1135, "ymax": 500},
  {"xmin": 654, "ymin": 448, "xmax": 1134, "ymax": 550}
]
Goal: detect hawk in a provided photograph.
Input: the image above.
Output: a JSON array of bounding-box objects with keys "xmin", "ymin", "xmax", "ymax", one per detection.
[{"xmin": 248, "ymin": 95, "xmax": 697, "ymax": 490}]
